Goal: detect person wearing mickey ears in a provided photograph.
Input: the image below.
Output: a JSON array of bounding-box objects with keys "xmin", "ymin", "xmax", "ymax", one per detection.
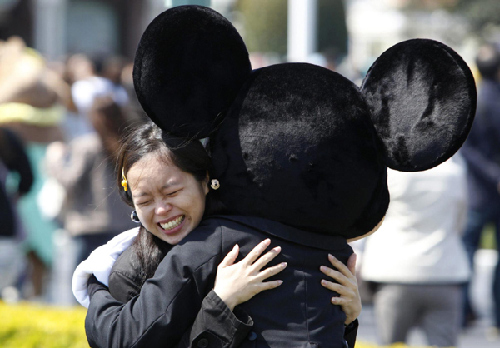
[
  {"xmin": 82, "ymin": 5, "xmax": 476, "ymax": 348},
  {"xmin": 74, "ymin": 120, "xmax": 362, "ymax": 348}
]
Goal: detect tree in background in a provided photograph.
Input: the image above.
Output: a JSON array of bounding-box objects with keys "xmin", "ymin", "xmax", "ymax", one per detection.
[
  {"xmin": 235, "ymin": 0, "xmax": 287, "ymax": 55},
  {"xmin": 317, "ymin": 0, "xmax": 348, "ymax": 67},
  {"xmin": 454, "ymin": 0, "xmax": 500, "ymax": 37},
  {"xmin": 235, "ymin": 0, "xmax": 347, "ymax": 61},
  {"xmin": 401, "ymin": 0, "xmax": 500, "ymax": 39}
]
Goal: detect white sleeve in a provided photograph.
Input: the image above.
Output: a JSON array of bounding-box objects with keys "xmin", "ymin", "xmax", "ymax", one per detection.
[{"xmin": 71, "ymin": 227, "xmax": 140, "ymax": 307}]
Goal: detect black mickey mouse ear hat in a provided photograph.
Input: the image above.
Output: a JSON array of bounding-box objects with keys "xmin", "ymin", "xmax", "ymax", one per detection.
[
  {"xmin": 362, "ymin": 38, "xmax": 477, "ymax": 172},
  {"xmin": 211, "ymin": 63, "xmax": 390, "ymax": 239},
  {"xmin": 132, "ymin": 7, "xmax": 476, "ymax": 240},
  {"xmin": 133, "ymin": 5, "xmax": 251, "ymax": 139},
  {"xmin": 211, "ymin": 39, "xmax": 476, "ymax": 240}
]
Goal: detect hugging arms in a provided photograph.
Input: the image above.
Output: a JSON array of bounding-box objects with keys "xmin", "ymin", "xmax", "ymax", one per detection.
[
  {"xmin": 77, "ymin": 122, "xmax": 361, "ymax": 348},
  {"xmin": 85, "ymin": 217, "xmax": 360, "ymax": 348}
]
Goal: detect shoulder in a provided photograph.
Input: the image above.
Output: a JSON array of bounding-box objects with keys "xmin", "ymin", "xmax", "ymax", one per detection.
[
  {"xmin": 181, "ymin": 217, "xmax": 226, "ymax": 243},
  {"xmin": 182, "ymin": 216, "xmax": 257, "ymax": 246},
  {"xmin": 108, "ymin": 246, "xmax": 143, "ymax": 302},
  {"xmin": 162, "ymin": 218, "xmax": 235, "ymax": 269},
  {"xmin": 172, "ymin": 218, "xmax": 225, "ymax": 256},
  {"xmin": 110, "ymin": 246, "xmax": 141, "ymax": 275}
]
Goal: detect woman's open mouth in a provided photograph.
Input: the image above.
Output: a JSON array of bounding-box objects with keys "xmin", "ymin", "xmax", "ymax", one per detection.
[{"xmin": 158, "ymin": 215, "xmax": 185, "ymax": 234}]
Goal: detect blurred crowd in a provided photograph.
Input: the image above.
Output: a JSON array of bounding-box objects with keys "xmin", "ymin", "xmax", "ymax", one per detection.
[
  {"xmin": 0, "ymin": 36, "xmax": 143, "ymax": 305},
  {"xmin": 0, "ymin": 35, "xmax": 499, "ymax": 347},
  {"xmin": 353, "ymin": 40, "xmax": 500, "ymax": 346}
]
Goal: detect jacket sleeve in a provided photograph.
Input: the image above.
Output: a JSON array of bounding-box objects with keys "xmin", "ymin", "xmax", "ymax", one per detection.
[
  {"xmin": 175, "ymin": 291, "xmax": 253, "ymax": 348},
  {"xmin": 343, "ymin": 319, "xmax": 358, "ymax": 348},
  {"xmin": 108, "ymin": 269, "xmax": 142, "ymax": 303},
  {"xmin": 85, "ymin": 223, "xmax": 244, "ymax": 348},
  {"xmin": 107, "ymin": 247, "xmax": 254, "ymax": 348}
]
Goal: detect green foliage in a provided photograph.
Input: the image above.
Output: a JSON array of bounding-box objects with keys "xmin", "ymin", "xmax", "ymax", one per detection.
[
  {"xmin": 0, "ymin": 303, "xmax": 435, "ymax": 347},
  {"xmin": 235, "ymin": 0, "xmax": 347, "ymax": 58},
  {"xmin": 401, "ymin": 0, "xmax": 459, "ymax": 11},
  {"xmin": 481, "ymin": 224, "xmax": 497, "ymax": 250},
  {"xmin": 397, "ymin": 0, "xmax": 500, "ymax": 37},
  {"xmin": 236, "ymin": 0, "xmax": 288, "ymax": 55},
  {"xmin": 317, "ymin": 0, "xmax": 348, "ymax": 59},
  {"xmin": 455, "ymin": 0, "xmax": 500, "ymax": 34},
  {"xmin": 0, "ymin": 302, "xmax": 88, "ymax": 348}
]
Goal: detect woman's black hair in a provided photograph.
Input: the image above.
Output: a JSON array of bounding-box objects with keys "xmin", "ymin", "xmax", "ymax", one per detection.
[{"xmin": 116, "ymin": 121, "xmax": 226, "ymax": 283}]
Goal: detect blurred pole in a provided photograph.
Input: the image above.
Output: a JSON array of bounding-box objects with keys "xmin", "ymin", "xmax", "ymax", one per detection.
[
  {"xmin": 34, "ymin": 0, "xmax": 67, "ymax": 61},
  {"xmin": 287, "ymin": 0, "xmax": 317, "ymax": 62}
]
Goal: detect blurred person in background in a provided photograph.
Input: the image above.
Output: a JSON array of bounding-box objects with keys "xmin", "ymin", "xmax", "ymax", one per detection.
[
  {"xmin": 0, "ymin": 127, "xmax": 33, "ymax": 301},
  {"xmin": 45, "ymin": 96, "xmax": 136, "ymax": 266},
  {"xmin": 68, "ymin": 54, "xmax": 129, "ymax": 136},
  {"xmin": 461, "ymin": 42, "xmax": 500, "ymax": 337},
  {"xmin": 60, "ymin": 53, "xmax": 96, "ymax": 139},
  {"xmin": 120, "ymin": 60, "xmax": 147, "ymax": 123},
  {"xmin": 360, "ymin": 155, "xmax": 470, "ymax": 348},
  {"xmin": 0, "ymin": 37, "xmax": 69, "ymax": 300}
]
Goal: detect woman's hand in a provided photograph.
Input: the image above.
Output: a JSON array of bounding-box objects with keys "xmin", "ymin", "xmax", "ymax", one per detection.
[
  {"xmin": 213, "ymin": 238, "xmax": 287, "ymax": 311},
  {"xmin": 320, "ymin": 253, "xmax": 361, "ymax": 325}
]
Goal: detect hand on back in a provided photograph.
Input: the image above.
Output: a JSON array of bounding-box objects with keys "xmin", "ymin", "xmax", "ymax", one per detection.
[
  {"xmin": 320, "ymin": 253, "xmax": 361, "ymax": 325},
  {"xmin": 213, "ymin": 238, "xmax": 286, "ymax": 310}
]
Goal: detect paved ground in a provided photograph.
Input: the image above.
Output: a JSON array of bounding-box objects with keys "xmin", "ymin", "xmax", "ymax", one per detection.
[
  {"xmin": 356, "ymin": 305, "xmax": 499, "ymax": 348},
  {"xmin": 356, "ymin": 249, "xmax": 499, "ymax": 347}
]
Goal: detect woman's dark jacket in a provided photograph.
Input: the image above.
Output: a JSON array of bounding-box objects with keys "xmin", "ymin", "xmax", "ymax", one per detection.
[
  {"xmin": 86, "ymin": 216, "xmax": 358, "ymax": 348},
  {"xmin": 108, "ymin": 245, "xmax": 254, "ymax": 348}
]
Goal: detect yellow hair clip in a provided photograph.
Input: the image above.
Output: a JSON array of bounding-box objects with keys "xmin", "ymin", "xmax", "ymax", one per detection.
[{"xmin": 121, "ymin": 168, "xmax": 128, "ymax": 192}]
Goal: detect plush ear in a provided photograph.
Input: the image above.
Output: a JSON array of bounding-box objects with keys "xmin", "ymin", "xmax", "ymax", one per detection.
[
  {"xmin": 361, "ymin": 39, "xmax": 476, "ymax": 171},
  {"xmin": 133, "ymin": 5, "xmax": 251, "ymax": 138},
  {"xmin": 211, "ymin": 63, "xmax": 389, "ymax": 238}
]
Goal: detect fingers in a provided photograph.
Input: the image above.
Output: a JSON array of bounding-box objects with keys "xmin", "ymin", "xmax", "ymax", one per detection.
[
  {"xmin": 255, "ymin": 261, "xmax": 287, "ymax": 281},
  {"xmin": 219, "ymin": 244, "xmax": 239, "ymax": 267},
  {"xmin": 327, "ymin": 254, "xmax": 352, "ymax": 278},
  {"xmin": 346, "ymin": 253, "xmax": 357, "ymax": 276},
  {"xmin": 330, "ymin": 296, "xmax": 350, "ymax": 306},
  {"xmin": 255, "ymin": 279, "xmax": 283, "ymax": 292},
  {"xmin": 320, "ymin": 265, "xmax": 350, "ymax": 286},
  {"xmin": 251, "ymin": 246, "xmax": 282, "ymax": 271},
  {"xmin": 243, "ymin": 238, "xmax": 271, "ymax": 265},
  {"xmin": 321, "ymin": 279, "xmax": 349, "ymax": 296}
]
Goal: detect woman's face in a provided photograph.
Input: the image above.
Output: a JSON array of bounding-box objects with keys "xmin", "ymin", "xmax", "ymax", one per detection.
[{"xmin": 127, "ymin": 152, "xmax": 209, "ymax": 245}]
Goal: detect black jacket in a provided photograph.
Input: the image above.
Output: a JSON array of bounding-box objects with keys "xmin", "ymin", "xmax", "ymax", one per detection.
[
  {"xmin": 86, "ymin": 216, "xmax": 357, "ymax": 348},
  {"xmin": 108, "ymin": 246, "xmax": 254, "ymax": 348}
]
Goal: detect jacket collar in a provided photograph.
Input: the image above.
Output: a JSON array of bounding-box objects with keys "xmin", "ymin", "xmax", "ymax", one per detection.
[{"xmin": 212, "ymin": 215, "xmax": 350, "ymax": 251}]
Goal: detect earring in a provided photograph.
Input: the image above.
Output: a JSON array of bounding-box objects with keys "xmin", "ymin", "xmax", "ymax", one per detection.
[
  {"xmin": 211, "ymin": 179, "xmax": 220, "ymax": 190},
  {"xmin": 131, "ymin": 210, "xmax": 140, "ymax": 223}
]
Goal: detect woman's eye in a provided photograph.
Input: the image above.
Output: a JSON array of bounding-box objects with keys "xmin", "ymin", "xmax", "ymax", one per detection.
[
  {"xmin": 137, "ymin": 200, "xmax": 151, "ymax": 206},
  {"xmin": 166, "ymin": 190, "xmax": 180, "ymax": 197}
]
